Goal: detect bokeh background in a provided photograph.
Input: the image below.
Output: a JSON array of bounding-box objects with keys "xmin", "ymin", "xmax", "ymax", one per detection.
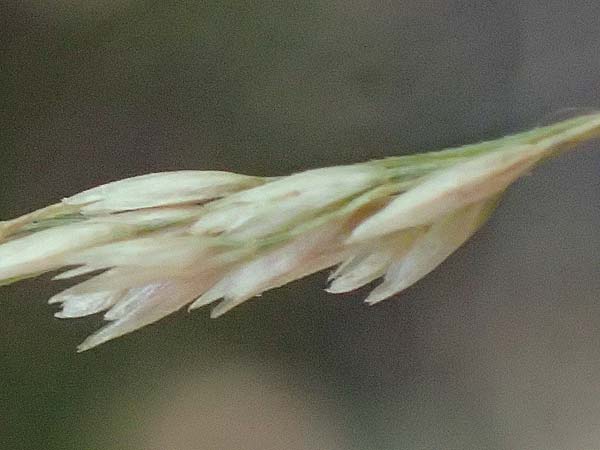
[{"xmin": 2, "ymin": 1, "xmax": 600, "ymax": 449}]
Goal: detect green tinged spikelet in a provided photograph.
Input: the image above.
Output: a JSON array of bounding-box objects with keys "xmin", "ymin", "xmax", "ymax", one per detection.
[{"xmin": 1, "ymin": 114, "xmax": 599, "ymax": 350}]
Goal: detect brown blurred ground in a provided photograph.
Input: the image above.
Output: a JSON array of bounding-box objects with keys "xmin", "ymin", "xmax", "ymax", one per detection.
[{"xmin": 1, "ymin": 1, "xmax": 600, "ymax": 449}]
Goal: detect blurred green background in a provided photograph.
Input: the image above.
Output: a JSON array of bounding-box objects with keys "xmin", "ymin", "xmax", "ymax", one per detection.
[{"xmin": 2, "ymin": 1, "xmax": 600, "ymax": 449}]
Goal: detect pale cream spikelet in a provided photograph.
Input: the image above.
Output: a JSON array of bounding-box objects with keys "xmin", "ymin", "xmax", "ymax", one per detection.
[{"xmin": 1, "ymin": 113, "xmax": 599, "ymax": 351}]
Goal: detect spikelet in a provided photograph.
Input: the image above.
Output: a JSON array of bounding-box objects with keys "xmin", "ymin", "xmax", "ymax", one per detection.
[{"xmin": 1, "ymin": 113, "xmax": 599, "ymax": 351}]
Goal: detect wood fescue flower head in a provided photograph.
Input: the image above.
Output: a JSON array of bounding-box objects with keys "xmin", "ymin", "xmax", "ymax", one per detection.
[{"xmin": 1, "ymin": 114, "xmax": 599, "ymax": 351}]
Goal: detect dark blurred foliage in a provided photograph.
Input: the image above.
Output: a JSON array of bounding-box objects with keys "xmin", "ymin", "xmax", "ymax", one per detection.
[{"xmin": 1, "ymin": 1, "xmax": 600, "ymax": 449}]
